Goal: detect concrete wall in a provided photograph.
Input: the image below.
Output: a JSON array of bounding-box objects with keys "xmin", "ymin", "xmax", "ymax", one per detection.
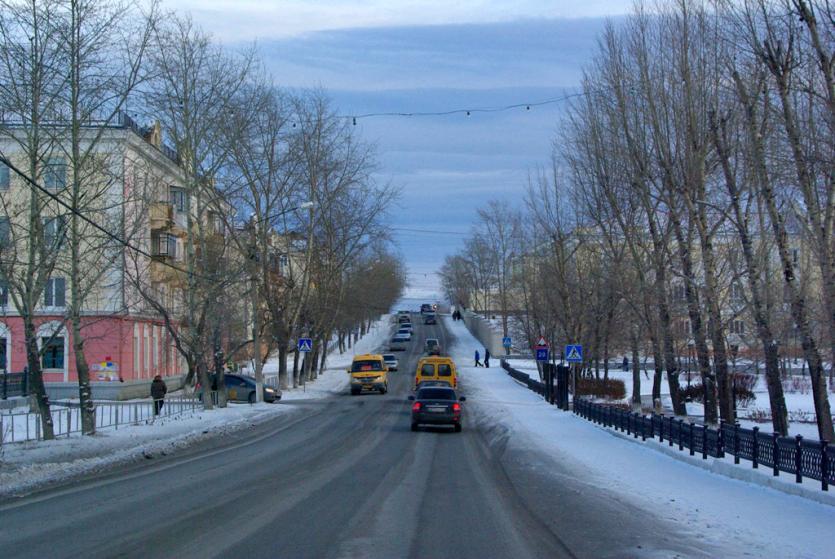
[
  {"xmin": 461, "ymin": 310, "xmax": 504, "ymax": 357},
  {"xmin": 45, "ymin": 374, "xmax": 186, "ymax": 401}
]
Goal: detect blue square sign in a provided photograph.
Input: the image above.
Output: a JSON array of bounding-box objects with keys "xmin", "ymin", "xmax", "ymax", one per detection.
[
  {"xmin": 565, "ymin": 344, "xmax": 583, "ymax": 363},
  {"xmin": 298, "ymin": 338, "xmax": 313, "ymax": 352},
  {"xmin": 535, "ymin": 347, "xmax": 549, "ymax": 362}
]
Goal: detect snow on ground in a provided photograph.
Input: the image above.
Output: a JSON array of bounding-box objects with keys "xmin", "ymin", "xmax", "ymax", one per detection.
[
  {"xmin": 445, "ymin": 315, "xmax": 835, "ymax": 559},
  {"xmin": 505, "ymin": 357, "xmax": 832, "ymax": 439},
  {"xmin": 0, "ymin": 316, "xmax": 393, "ymax": 498}
]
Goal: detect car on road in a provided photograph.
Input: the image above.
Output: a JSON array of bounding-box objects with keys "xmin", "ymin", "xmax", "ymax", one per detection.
[
  {"xmin": 389, "ymin": 333, "xmax": 410, "ymax": 351},
  {"xmin": 414, "ymin": 356, "xmax": 458, "ymax": 389},
  {"xmin": 420, "ymin": 303, "xmax": 433, "ymax": 314},
  {"xmin": 409, "ymin": 386, "xmax": 466, "ymax": 432},
  {"xmin": 423, "ymin": 313, "xmax": 437, "ymax": 325},
  {"xmin": 348, "ymin": 354, "xmax": 389, "ymax": 395},
  {"xmin": 382, "ymin": 353, "xmax": 399, "ymax": 371},
  {"xmin": 424, "ymin": 338, "xmax": 441, "ymax": 355},
  {"xmin": 195, "ymin": 374, "xmax": 281, "ymax": 403},
  {"xmin": 396, "ymin": 328, "xmax": 412, "ymax": 340},
  {"xmin": 399, "ymin": 322, "xmax": 413, "ymax": 332},
  {"xmin": 398, "ymin": 314, "xmax": 411, "ymax": 324}
]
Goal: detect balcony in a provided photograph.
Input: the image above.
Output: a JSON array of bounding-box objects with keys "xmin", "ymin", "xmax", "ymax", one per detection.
[
  {"xmin": 150, "ymin": 259, "xmax": 186, "ymax": 287},
  {"xmin": 150, "ymin": 202, "xmax": 174, "ymax": 230}
]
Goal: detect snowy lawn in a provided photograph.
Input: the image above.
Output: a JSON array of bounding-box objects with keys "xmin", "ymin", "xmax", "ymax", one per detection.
[
  {"xmin": 0, "ymin": 316, "xmax": 393, "ymax": 498},
  {"xmin": 446, "ymin": 315, "xmax": 835, "ymax": 559},
  {"xmin": 505, "ymin": 358, "xmax": 833, "ymax": 439}
]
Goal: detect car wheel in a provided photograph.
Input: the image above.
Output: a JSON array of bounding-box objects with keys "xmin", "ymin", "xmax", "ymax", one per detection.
[
  {"xmin": 351, "ymin": 387, "xmax": 360, "ymax": 395},
  {"xmin": 454, "ymin": 423, "xmax": 462, "ymax": 433},
  {"xmin": 411, "ymin": 422, "xmax": 419, "ymax": 432},
  {"xmin": 379, "ymin": 386, "xmax": 387, "ymax": 394},
  {"xmin": 248, "ymin": 391, "xmax": 256, "ymax": 404}
]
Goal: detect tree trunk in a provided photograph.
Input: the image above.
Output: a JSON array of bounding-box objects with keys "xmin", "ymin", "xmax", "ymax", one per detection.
[
  {"xmin": 292, "ymin": 349, "xmax": 300, "ymax": 388},
  {"xmin": 198, "ymin": 360, "xmax": 214, "ymax": 410},
  {"xmin": 631, "ymin": 330, "xmax": 642, "ymax": 411},
  {"xmin": 278, "ymin": 344, "xmax": 289, "ymax": 390},
  {"xmin": 25, "ymin": 318, "xmax": 54, "ymax": 440}
]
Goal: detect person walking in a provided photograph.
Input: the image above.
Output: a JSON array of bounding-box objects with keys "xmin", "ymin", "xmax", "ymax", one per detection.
[
  {"xmin": 151, "ymin": 374, "xmax": 167, "ymax": 415},
  {"xmin": 484, "ymin": 348, "xmax": 491, "ymax": 368},
  {"xmin": 622, "ymin": 356, "xmax": 629, "ymax": 372},
  {"xmin": 474, "ymin": 349, "xmax": 483, "ymax": 367}
]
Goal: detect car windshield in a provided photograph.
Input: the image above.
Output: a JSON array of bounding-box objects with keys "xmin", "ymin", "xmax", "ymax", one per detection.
[
  {"xmin": 417, "ymin": 388, "xmax": 456, "ymax": 400},
  {"xmin": 438, "ymin": 364, "xmax": 452, "ymax": 377},
  {"xmin": 420, "ymin": 363, "xmax": 435, "ymax": 375},
  {"xmin": 426, "ymin": 339, "xmax": 438, "ymax": 347},
  {"xmin": 351, "ymin": 360, "xmax": 383, "ymax": 372}
]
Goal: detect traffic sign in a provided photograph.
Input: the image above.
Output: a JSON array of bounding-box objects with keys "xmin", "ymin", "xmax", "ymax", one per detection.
[
  {"xmin": 536, "ymin": 336, "xmax": 548, "ymax": 347},
  {"xmin": 536, "ymin": 347, "xmax": 550, "ymax": 362},
  {"xmin": 502, "ymin": 336, "xmax": 512, "ymax": 348},
  {"xmin": 298, "ymin": 338, "xmax": 313, "ymax": 352},
  {"xmin": 565, "ymin": 344, "xmax": 583, "ymax": 363}
]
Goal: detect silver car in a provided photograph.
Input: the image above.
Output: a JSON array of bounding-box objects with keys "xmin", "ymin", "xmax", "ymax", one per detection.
[{"xmin": 382, "ymin": 353, "xmax": 399, "ymax": 371}]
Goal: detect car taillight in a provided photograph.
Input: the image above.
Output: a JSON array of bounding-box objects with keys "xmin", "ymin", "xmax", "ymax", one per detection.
[
  {"xmin": 415, "ymin": 377, "xmax": 419, "ymax": 386},
  {"xmin": 452, "ymin": 403, "xmax": 461, "ymax": 412},
  {"xmin": 412, "ymin": 402, "xmax": 422, "ymax": 412}
]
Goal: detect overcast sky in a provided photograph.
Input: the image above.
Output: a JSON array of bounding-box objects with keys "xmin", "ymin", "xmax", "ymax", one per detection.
[{"xmin": 167, "ymin": 0, "xmax": 631, "ymax": 298}]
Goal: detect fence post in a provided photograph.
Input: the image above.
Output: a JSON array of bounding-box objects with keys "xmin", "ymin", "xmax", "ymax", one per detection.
[
  {"xmin": 668, "ymin": 417, "xmax": 674, "ymax": 447},
  {"xmin": 678, "ymin": 419, "xmax": 684, "ymax": 451},
  {"xmin": 115, "ymin": 406, "xmax": 119, "ymax": 430},
  {"xmin": 772, "ymin": 432, "xmax": 779, "ymax": 477},
  {"xmin": 66, "ymin": 408, "xmax": 71, "ymax": 437},
  {"xmin": 702, "ymin": 425, "xmax": 708, "ymax": 460},
  {"xmin": 734, "ymin": 423, "xmax": 740, "ymax": 464},
  {"xmin": 794, "ymin": 435, "xmax": 803, "ymax": 484},
  {"xmin": 658, "ymin": 415, "xmax": 664, "ymax": 444},
  {"xmin": 820, "ymin": 441, "xmax": 829, "ymax": 492},
  {"xmin": 2, "ymin": 371, "xmax": 6, "ymax": 399},
  {"xmin": 752, "ymin": 426, "xmax": 759, "ymax": 469},
  {"xmin": 641, "ymin": 415, "xmax": 646, "ymax": 441},
  {"xmin": 689, "ymin": 421, "xmax": 695, "ymax": 456}
]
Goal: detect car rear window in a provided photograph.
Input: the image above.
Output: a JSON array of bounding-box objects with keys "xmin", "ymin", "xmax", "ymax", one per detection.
[
  {"xmin": 383, "ymin": 354, "xmax": 395, "ymax": 361},
  {"xmin": 417, "ymin": 388, "xmax": 456, "ymax": 400},
  {"xmin": 420, "ymin": 363, "xmax": 435, "ymax": 376},
  {"xmin": 351, "ymin": 360, "xmax": 383, "ymax": 372},
  {"xmin": 438, "ymin": 364, "xmax": 452, "ymax": 377}
]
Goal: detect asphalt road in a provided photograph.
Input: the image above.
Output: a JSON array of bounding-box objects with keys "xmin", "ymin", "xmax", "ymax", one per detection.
[{"xmin": 0, "ymin": 316, "xmax": 709, "ymax": 559}]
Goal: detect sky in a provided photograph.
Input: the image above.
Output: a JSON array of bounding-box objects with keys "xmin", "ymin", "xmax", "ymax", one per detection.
[{"xmin": 166, "ymin": 1, "xmax": 632, "ymax": 298}]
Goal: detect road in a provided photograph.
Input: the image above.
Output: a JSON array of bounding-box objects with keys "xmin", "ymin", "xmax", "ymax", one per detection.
[{"xmin": 0, "ymin": 316, "xmax": 709, "ymax": 559}]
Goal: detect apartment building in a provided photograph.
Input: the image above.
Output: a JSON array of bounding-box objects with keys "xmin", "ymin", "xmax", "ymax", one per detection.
[{"xmin": 0, "ymin": 115, "xmax": 190, "ymax": 391}]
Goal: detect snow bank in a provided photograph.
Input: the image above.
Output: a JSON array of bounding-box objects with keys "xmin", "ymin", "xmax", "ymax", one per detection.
[{"xmin": 445, "ymin": 315, "xmax": 835, "ymax": 558}]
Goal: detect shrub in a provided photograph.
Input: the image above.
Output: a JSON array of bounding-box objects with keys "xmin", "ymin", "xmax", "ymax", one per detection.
[
  {"xmin": 575, "ymin": 377, "xmax": 626, "ymax": 400},
  {"xmin": 679, "ymin": 378, "xmax": 755, "ymax": 406},
  {"xmin": 783, "ymin": 376, "xmax": 811, "ymax": 394}
]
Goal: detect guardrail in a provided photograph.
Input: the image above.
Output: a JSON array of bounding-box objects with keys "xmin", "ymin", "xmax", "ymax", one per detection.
[
  {"xmin": 500, "ymin": 359, "xmax": 834, "ymax": 491},
  {"xmin": 0, "ymin": 392, "xmax": 217, "ymax": 446}
]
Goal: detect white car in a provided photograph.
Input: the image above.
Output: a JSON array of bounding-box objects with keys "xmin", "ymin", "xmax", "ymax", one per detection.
[
  {"xmin": 382, "ymin": 353, "xmax": 399, "ymax": 371},
  {"xmin": 396, "ymin": 328, "xmax": 412, "ymax": 340}
]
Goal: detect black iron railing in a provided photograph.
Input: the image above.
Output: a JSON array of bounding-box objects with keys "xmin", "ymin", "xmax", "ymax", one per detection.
[
  {"xmin": 500, "ymin": 359, "xmax": 834, "ymax": 491},
  {"xmin": 1, "ymin": 371, "xmax": 28, "ymax": 399}
]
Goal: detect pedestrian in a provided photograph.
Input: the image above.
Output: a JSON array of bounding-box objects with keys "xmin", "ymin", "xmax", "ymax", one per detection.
[
  {"xmin": 151, "ymin": 374, "xmax": 167, "ymax": 415},
  {"xmin": 484, "ymin": 348, "xmax": 491, "ymax": 368},
  {"xmin": 474, "ymin": 349, "xmax": 482, "ymax": 367},
  {"xmin": 622, "ymin": 356, "xmax": 629, "ymax": 372}
]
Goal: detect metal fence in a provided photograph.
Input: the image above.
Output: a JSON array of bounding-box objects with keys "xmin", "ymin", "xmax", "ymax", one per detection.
[
  {"xmin": 1, "ymin": 371, "xmax": 28, "ymax": 399},
  {"xmin": 500, "ymin": 359, "xmax": 834, "ymax": 492},
  {"xmin": 0, "ymin": 393, "xmax": 217, "ymax": 446}
]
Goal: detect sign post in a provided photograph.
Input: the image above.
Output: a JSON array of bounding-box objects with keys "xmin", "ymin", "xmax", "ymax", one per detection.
[
  {"xmin": 565, "ymin": 344, "xmax": 583, "ymax": 406},
  {"xmin": 534, "ymin": 336, "xmax": 549, "ymax": 363}
]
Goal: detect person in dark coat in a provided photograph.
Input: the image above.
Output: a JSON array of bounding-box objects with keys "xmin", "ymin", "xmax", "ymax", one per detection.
[
  {"xmin": 151, "ymin": 374, "xmax": 167, "ymax": 415},
  {"xmin": 484, "ymin": 348, "xmax": 491, "ymax": 368},
  {"xmin": 474, "ymin": 350, "xmax": 482, "ymax": 367},
  {"xmin": 622, "ymin": 356, "xmax": 629, "ymax": 372}
]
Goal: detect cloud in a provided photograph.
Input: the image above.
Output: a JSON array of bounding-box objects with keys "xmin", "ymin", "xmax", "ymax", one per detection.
[{"xmin": 164, "ymin": 0, "xmax": 633, "ymax": 41}]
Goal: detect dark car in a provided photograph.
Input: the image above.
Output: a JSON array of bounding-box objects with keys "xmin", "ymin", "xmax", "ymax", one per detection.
[
  {"xmin": 420, "ymin": 303, "xmax": 433, "ymax": 314},
  {"xmin": 423, "ymin": 313, "xmax": 437, "ymax": 325},
  {"xmin": 195, "ymin": 374, "xmax": 281, "ymax": 403},
  {"xmin": 408, "ymin": 386, "xmax": 466, "ymax": 432}
]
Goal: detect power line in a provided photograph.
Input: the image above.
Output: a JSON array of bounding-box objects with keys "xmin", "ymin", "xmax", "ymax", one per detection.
[{"xmin": 342, "ymin": 89, "xmax": 588, "ymax": 123}]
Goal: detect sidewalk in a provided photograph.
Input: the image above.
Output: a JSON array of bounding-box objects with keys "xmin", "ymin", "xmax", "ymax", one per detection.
[{"xmin": 445, "ymin": 315, "xmax": 834, "ymax": 559}]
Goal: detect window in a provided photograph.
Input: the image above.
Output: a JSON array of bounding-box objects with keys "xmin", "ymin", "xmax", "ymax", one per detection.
[
  {"xmin": 43, "ymin": 216, "xmax": 65, "ymax": 248},
  {"xmin": 731, "ymin": 283, "xmax": 745, "ymax": 303},
  {"xmin": 44, "ymin": 158, "xmax": 67, "ymax": 190},
  {"xmin": 0, "ymin": 281, "xmax": 8, "ymax": 306},
  {"xmin": 153, "ymin": 325, "xmax": 160, "ymax": 370},
  {"xmin": 44, "ymin": 277, "xmax": 66, "ymax": 307},
  {"xmin": 169, "ymin": 186, "xmax": 187, "ymax": 212},
  {"xmin": 0, "ymin": 161, "xmax": 9, "ymax": 189},
  {"xmin": 153, "ymin": 233, "xmax": 176, "ymax": 258},
  {"xmin": 42, "ymin": 336, "xmax": 64, "ymax": 369},
  {"xmin": 0, "ymin": 217, "xmax": 10, "ymax": 246},
  {"xmin": 421, "ymin": 363, "xmax": 435, "ymax": 376},
  {"xmin": 144, "ymin": 325, "xmax": 150, "ymax": 378},
  {"xmin": 133, "ymin": 323, "xmax": 140, "ymax": 377},
  {"xmin": 673, "ymin": 283, "xmax": 687, "ymax": 303},
  {"xmin": 416, "ymin": 388, "xmax": 456, "ymax": 400},
  {"xmin": 0, "ymin": 338, "xmax": 6, "ymax": 371},
  {"xmin": 731, "ymin": 320, "xmax": 745, "ymax": 335},
  {"xmin": 437, "ymin": 364, "xmax": 452, "ymax": 377}
]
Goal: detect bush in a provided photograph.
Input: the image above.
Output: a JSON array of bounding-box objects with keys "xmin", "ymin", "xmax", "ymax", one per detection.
[
  {"xmin": 679, "ymin": 378, "xmax": 756, "ymax": 407},
  {"xmin": 575, "ymin": 377, "xmax": 626, "ymax": 400}
]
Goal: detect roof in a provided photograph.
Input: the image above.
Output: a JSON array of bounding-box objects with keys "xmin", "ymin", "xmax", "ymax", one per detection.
[{"xmin": 352, "ymin": 354, "xmax": 384, "ymax": 360}]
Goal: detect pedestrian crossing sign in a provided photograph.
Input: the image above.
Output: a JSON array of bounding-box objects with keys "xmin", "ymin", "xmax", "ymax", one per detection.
[
  {"xmin": 298, "ymin": 338, "xmax": 313, "ymax": 352},
  {"xmin": 565, "ymin": 344, "xmax": 583, "ymax": 363}
]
